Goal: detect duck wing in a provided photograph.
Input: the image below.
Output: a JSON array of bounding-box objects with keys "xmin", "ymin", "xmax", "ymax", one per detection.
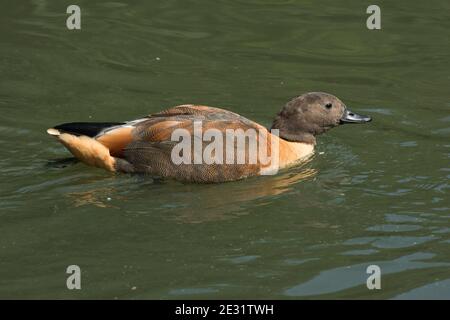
[{"xmin": 119, "ymin": 105, "xmax": 273, "ymax": 182}]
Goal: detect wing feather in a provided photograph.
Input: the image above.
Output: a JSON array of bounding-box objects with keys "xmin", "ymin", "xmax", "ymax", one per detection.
[{"xmin": 118, "ymin": 105, "xmax": 272, "ymax": 182}]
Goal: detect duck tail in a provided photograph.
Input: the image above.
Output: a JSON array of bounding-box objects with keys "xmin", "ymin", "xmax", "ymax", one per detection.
[
  {"xmin": 45, "ymin": 122, "xmax": 131, "ymax": 172},
  {"xmin": 46, "ymin": 122, "xmax": 125, "ymax": 138}
]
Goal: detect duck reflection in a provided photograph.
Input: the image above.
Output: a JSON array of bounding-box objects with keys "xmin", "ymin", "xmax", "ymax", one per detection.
[
  {"xmin": 69, "ymin": 188, "xmax": 118, "ymax": 208},
  {"xmin": 170, "ymin": 165, "xmax": 317, "ymax": 223},
  {"xmin": 63, "ymin": 158, "xmax": 317, "ymax": 223}
]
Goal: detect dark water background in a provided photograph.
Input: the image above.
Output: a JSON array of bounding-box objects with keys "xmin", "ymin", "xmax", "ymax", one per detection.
[{"xmin": 0, "ymin": 0, "xmax": 449, "ymax": 298}]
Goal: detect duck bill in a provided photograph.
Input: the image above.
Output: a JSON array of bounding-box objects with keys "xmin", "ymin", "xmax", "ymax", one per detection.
[{"xmin": 340, "ymin": 108, "xmax": 372, "ymax": 124}]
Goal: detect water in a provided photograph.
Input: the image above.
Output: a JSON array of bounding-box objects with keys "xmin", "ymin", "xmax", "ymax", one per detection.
[{"xmin": 0, "ymin": 0, "xmax": 449, "ymax": 299}]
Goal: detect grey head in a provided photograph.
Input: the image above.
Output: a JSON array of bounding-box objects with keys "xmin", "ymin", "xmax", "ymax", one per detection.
[{"xmin": 271, "ymin": 92, "xmax": 371, "ymax": 144}]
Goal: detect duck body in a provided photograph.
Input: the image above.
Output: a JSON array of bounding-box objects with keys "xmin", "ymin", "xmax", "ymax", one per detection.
[{"xmin": 47, "ymin": 93, "xmax": 371, "ymax": 183}]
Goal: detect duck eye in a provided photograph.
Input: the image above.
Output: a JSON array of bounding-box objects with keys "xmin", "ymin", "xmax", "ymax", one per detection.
[{"xmin": 325, "ymin": 103, "xmax": 332, "ymax": 109}]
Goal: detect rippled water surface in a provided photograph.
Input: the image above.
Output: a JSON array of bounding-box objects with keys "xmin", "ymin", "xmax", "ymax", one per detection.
[{"xmin": 0, "ymin": 0, "xmax": 449, "ymax": 299}]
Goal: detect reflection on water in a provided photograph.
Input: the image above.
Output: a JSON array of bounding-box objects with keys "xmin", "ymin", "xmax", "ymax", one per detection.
[
  {"xmin": 0, "ymin": 0, "xmax": 449, "ymax": 299},
  {"xmin": 169, "ymin": 166, "xmax": 317, "ymax": 223},
  {"xmin": 284, "ymin": 252, "xmax": 450, "ymax": 297},
  {"xmin": 393, "ymin": 279, "xmax": 450, "ymax": 300},
  {"xmin": 64, "ymin": 162, "xmax": 317, "ymax": 223}
]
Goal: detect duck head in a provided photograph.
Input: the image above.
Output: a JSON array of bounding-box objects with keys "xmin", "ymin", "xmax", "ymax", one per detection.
[{"xmin": 271, "ymin": 92, "xmax": 371, "ymax": 144}]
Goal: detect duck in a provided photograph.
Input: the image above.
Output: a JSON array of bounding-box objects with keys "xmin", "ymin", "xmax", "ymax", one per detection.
[{"xmin": 47, "ymin": 92, "xmax": 371, "ymax": 183}]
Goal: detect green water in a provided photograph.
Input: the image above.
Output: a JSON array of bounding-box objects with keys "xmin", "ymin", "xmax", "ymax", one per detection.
[{"xmin": 0, "ymin": 0, "xmax": 449, "ymax": 299}]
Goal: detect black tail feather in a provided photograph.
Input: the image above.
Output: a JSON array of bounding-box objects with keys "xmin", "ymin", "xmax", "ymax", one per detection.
[{"xmin": 53, "ymin": 122, "xmax": 125, "ymax": 137}]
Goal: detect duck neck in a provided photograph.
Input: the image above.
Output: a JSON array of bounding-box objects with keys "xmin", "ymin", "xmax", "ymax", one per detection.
[
  {"xmin": 277, "ymin": 131, "xmax": 316, "ymax": 145},
  {"xmin": 277, "ymin": 136, "xmax": 315, "ymax": 168},
  {"xmin": 270, "ymin": 119, "xmax": 317, "ymax": 145}
]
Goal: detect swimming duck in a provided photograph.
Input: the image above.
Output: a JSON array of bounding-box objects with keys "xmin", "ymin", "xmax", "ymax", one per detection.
[{"xmin": 47, "ymin": 92, "xmax": 371, "ymax": 183}]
